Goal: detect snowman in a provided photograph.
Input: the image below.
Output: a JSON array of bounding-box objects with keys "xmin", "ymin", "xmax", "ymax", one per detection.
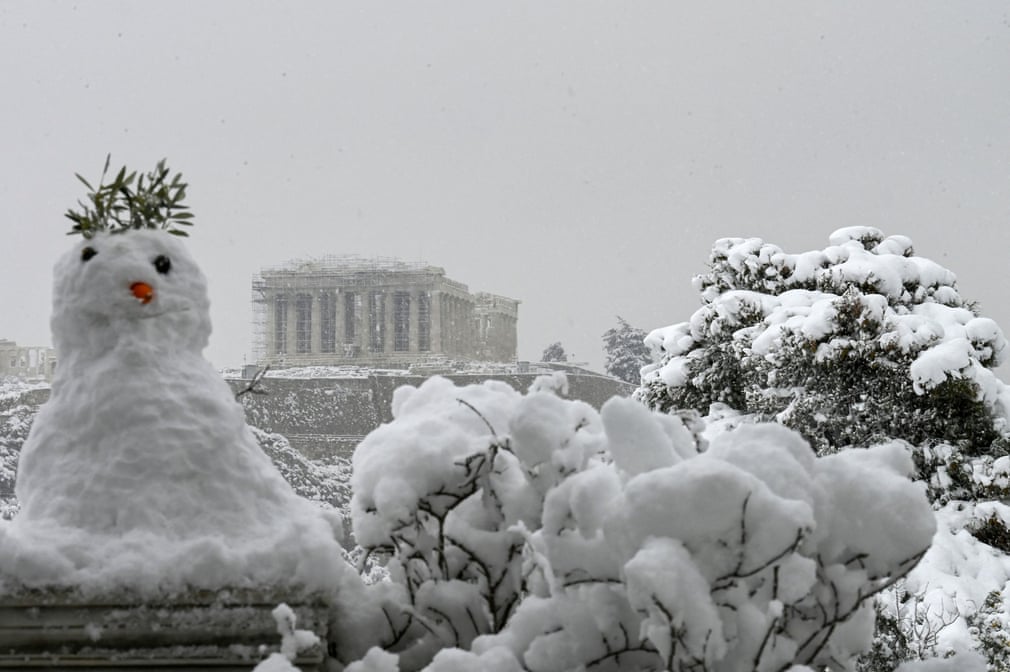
[{"xmin": 1, "ymin": 226, "xmax": 354, "ymax": 597}]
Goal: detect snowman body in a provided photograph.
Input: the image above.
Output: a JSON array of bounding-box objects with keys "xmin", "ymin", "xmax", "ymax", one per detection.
[{"xmin": 5, "ymin": 230, "xmax": 348, "ymax": 595}]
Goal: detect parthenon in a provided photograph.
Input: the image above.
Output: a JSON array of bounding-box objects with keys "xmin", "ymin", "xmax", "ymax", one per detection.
[{"xmin": 252, "ymin": 256, "xmax": 519, "ymax": 368}]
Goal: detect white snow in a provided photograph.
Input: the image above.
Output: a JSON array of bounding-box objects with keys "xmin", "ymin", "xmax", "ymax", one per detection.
[
  {"xmin": 344, "ymin": 647, "xmax": 402, "ymax": 672},
  {"xmin": 424, "ymin": 646, "xmax": 523, "ymax": 672},
  {"xmin": 896, "ymin": 650, "xmax": 987, "ymax": 672},
  {"xmin": 899, "ymin": 501, "xmax": 1010, "ymax": 654},
  {"xmin": 349, "ymin": 375, "xmax": 936, "ymax": 670},
  {"xmin": 624, "ymin": 537, "xmax": 727, "ymax": 664},
  {"xmin": 250, "ymin": 603, "xmax": 322, "ymax": 672}
]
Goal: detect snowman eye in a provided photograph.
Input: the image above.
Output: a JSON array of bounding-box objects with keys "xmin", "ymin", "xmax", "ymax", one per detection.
[
  {"xmin": 153, "ymin": 255, "xmax": 171, "ymax": 275},
  {"xmin": 81, "ymin": 247, "xmax": 97, "ymax": 262}
]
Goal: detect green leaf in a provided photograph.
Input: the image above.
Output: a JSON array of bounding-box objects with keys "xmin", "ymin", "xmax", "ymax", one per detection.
[
  {"xmin": 65, "ymin": 155, "xmax": 195, "ymax": 237},
  {"xmin": 74, "ymin": 173, "xmax": 94, "ymax": 191}
]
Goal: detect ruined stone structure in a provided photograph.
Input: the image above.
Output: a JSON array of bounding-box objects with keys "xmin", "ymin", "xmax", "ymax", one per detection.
[
  {"xmin": 0, "ymin": 339, "xmax": 55, "ymax": 381},
  {"xmin": 252, "ymin": 257, "xmax": 519, "ymax": 368}
]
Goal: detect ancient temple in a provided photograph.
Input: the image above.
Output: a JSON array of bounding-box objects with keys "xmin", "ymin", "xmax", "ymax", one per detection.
[
  {"xmin": 0, "ymin": 339, "xmax": 55, "ymax": 381},
  {"xmin": 252, "ymin": 257, "xmax": 519, "ymax": 367}
]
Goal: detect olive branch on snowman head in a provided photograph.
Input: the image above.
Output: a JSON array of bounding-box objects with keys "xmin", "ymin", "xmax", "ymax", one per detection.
[{"xmin": 64, "ymin": 154, "xmax": 194, "ymax": 239}]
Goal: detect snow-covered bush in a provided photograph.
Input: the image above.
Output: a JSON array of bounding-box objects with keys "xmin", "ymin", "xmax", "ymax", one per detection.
[
  {"xmin": 0, "ymin": 403, "xmax": 39, "ymax": 520},
  {"xmin": 918, "ymin": 441, "xmax": 1010, "ymax": 505},
  {"xmin": 889, "ymin": 501, "xmax": 1010, "ymax": 668},
  {"xmin": 252, "ymin": 427, "xmax": 350, "ymax": 511},
  {"xmin": 966, "ymin": 590, "xmax": 1010, "ymax": 671},
  {"xmin": 347, "ymin": 374, "xmax": 935, "ymax": 671},
  {"xmin": 857, "ymin": 583, "xmax": 958, "ymax": 672},
  {"xmin": 637, "ymin": 227, "xmax": 1010, "ymax": 458},
  {"xmin": 0, "ymin": 380, "xmax": 50, "ymax": 519}
]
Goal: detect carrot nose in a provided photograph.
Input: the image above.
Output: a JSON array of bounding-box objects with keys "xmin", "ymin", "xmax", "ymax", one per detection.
[{"xmin": 130, "ymin": 282, "xmax": 155, "ymax": 305}]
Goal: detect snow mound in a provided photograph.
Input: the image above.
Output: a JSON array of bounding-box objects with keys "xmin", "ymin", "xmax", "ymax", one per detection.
[{"xmin": 0, "ymin": 231, "xmax": 356, "ymax": 599}]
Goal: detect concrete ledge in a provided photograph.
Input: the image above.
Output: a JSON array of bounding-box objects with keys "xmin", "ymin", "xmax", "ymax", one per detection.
[{"xmin": 0, "ymin": 589, "xmax": 328, "ymax": 670}]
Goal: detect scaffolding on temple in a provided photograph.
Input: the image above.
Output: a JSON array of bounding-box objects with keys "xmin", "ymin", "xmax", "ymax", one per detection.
[{"xmin": 250, "ymin": 255, "xmax": 520, "ymax": 369}]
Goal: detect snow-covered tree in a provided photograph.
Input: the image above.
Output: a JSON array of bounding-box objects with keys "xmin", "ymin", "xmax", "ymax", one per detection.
[
  {"xmin": 540, "ymin": 342, "xmax": 567, "ymax": 363},
  {"xmin": 634, "ymin": 227, "xmax": 1010, "ymax": 668},
  {"xmin": 637, "ymin": 227, "xmax": 1010, "ymax": 458},
  {"xmin": 602, "ymin": 316, "xmax": 651, "ymax": 384},
  {"xmin": 347, "ymin": 374, "xmax": 935, "ymax": 671}
]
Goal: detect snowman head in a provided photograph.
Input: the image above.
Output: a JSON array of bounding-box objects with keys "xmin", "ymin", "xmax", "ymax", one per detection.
[{"xmin": 51, "ymin": 229, "xmax": 212, "ymax": 359}]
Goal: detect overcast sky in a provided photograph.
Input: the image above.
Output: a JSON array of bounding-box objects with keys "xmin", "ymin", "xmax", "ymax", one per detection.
[{"xmin": 2, "ymin": 2, "xmax": 1009, "ymax": 373}]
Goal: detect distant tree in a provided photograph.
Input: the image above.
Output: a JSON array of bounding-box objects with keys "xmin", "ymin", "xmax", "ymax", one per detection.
[
  {"xmin": 603, "ymin": 316, "xmax": 651, "ymax": 384},
  {"xmin": 540, "ymin": 341, "xmax": 568, "ymax": 362}
]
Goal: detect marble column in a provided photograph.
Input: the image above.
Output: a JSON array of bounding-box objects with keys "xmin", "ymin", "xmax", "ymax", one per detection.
[
  {"xmin": 285, "ymin": 297, "xmax": 297, "ymax": 358},
  {"xmin": 430, "ymin": 290, "xmax": 442, "ymax": 354},
  {"xmin": 311, "ymin": 293, "xmax": 322, "ymax": 354},
  {"xmin": 408, "ymin": 291, "xmax": 419, "ymax": 353},
  {"xmin": 334, "ymin": 289, "xmax": 345, "ymax": 355},
  {"xmin": 384, "ymin": 290, "xmax": 395, "ymax": 354},
  {"xmin": 265, "ymin": 290, "xmax": 278, "ymax": 356}
]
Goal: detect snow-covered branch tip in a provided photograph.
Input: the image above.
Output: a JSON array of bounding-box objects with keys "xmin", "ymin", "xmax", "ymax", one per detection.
[{"xmin": 455, "ymin": 398, "xmax": 498, "ymax": 437}]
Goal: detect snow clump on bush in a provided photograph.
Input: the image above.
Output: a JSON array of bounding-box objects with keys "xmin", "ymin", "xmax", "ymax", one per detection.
[{"xmin": 346, "ymin": 374, "xmax": 935, "ymax": 671}]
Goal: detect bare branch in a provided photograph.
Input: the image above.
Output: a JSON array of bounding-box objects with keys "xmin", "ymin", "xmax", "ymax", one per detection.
[
  {"xmin": 426, "ymin": 605, "xmax": 462, "ymax": 647},
  {"xmin": 234, "ymin": 365, "xmax": 270, "ymax": 399},
  {"xmin": 456, "ymin": 398, "xmax": 498, "ymax": 437}
]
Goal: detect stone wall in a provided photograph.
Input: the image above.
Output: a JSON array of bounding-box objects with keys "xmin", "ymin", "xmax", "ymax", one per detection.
[
  {"xmin": 229, "ymin": 372, "xmax": 634, "ymax": 460},
  {"xmin": 1, "ymin": 372, "xmax": 633, "ymax": 465}
]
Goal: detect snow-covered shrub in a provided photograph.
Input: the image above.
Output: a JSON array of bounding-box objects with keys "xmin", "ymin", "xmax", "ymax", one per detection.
[
  {"xmin": 863, "ymin": 499, "xmax": 1010, "ymax": 669},
  {"xmin": 966, "ymin": 590, "xmax": 1010, "ymax": 671},
  {"xmin": 252, "ymin": 427, "xmax": 350, "ymax": 511},
  {"xmin": 637, "ymin": 227, "xmax": 1010, "ymax": 458},
  {"xmin": 0, "ymin": 380, "xmax": 49, "ymax": 519},
  {"xmin": 348, "ymin": 374, "xmax": 935, "ymax": 671},
  {"xmin": 927, "ymin": 443, "xmax": 1010, "ymax": 505},
  {"xmin": 968, "ymin": 512, "xmax": 1010, "ymax": 554},
  {"xmin": 857, "ymin": 583, "xmax": 958, "ymax": 672},
  {"xmin": 0, "ymin": 403, "xmax": 37, "ymax": 520}
]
